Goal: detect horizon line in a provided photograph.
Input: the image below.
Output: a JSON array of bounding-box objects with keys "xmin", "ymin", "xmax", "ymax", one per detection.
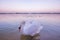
[{"xmin": 0, "ymin": 13, "xmax": 60, "ymax": 14}]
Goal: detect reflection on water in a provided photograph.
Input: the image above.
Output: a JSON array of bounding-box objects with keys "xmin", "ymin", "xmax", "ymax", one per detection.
[{"xmin": 0, "ymin": 14, "xmax": 60, "ymax": 40}]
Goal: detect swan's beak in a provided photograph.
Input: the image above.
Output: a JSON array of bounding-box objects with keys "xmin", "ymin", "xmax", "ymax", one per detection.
[{"xmin": 19, "ymin": 27, "xmax": 21, "ymax": 32}]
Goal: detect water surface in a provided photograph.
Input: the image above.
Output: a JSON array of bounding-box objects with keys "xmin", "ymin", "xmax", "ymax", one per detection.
[{"xmin": 0, "ymin": 14, "xmax": 60, "ymax": 40}]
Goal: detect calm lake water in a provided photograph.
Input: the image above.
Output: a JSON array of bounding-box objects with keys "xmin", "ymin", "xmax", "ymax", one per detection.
[{"xmin": 0, "ymin": 14, "xmax": 60, "ymax": 40}]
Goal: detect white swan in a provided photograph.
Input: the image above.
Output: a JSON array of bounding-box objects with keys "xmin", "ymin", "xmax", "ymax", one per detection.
[{"xmin": 19, "ymin": 19, "xmax": 43, "ymax": 36}]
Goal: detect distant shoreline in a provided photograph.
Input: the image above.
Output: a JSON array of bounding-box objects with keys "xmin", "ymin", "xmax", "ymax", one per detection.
[{"xmin": 0, "ymin": 13, "xmax": 60, "ymax": 14}]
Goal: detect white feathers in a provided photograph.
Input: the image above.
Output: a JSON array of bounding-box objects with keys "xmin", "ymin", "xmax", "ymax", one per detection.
[{"xmin": 20, "ymin": 20, "xmax": 43, "ymax": 36}]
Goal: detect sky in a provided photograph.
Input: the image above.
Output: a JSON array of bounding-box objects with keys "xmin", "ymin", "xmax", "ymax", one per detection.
[{"xmin": 0, "ymin": 0, "xmax": 60, "ymax": 13}]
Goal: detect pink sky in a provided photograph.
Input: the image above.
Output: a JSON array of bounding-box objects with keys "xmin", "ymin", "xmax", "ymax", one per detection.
[{"xmin": 0, "ymin": 0, "xmax": 60, "ymax": 13}]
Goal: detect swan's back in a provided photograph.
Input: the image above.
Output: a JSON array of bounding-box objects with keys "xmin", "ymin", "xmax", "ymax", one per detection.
[{"xmin": 20, "ymin": 20, "xmax": 43, "ymax": 36}]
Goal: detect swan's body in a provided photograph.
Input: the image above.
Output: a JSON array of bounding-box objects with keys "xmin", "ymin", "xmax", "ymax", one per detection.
[{"xmin": 20, "ymin": 20, "xmax": 43, "ymax": 36}]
